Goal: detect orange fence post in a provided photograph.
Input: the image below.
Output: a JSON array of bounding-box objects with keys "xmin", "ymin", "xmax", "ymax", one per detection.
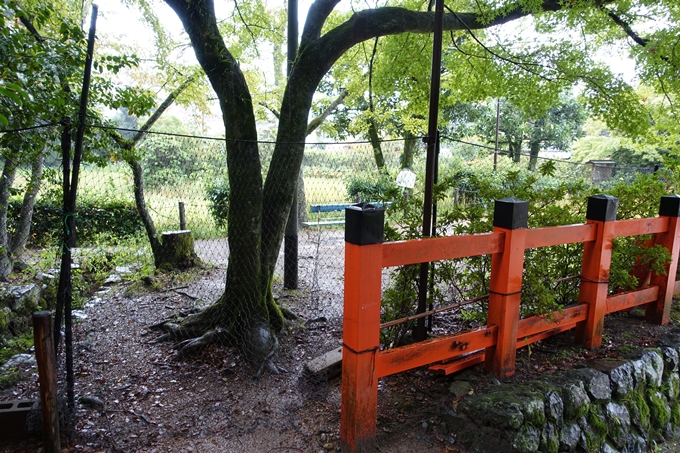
[
  {"xmin": 484, "ymin": 197, "xmax": 528, "ymax": 380},
  {"xmin": 340, "ymin": 203, "xmax": 384, "ymax": 453},
  {"xmin": 576, "ymin": 194, "xmax": 618, "ymax": 348},
  {"xmin": 646, "ymin": 194, "xmax": 680, "ymax": 324}
]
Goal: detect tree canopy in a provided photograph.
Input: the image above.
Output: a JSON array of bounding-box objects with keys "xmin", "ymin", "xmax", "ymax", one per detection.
[{"xmin": 128, "ymin": 0, "xmax": 680, "ymax": 370}]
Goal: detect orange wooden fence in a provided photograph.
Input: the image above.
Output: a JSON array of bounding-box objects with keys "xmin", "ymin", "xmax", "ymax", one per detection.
[{"xmin": 340, "ymin": 194, "xmax": 680, "ymax": 453}]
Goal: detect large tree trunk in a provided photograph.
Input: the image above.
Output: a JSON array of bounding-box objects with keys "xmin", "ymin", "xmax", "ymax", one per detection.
[
  {"xmin": 401, "ymin": 130, "xmax": 418, "ymax": 169},
  {"xmin": 528, "ymin": 140, "xmax": 540, "ymax": 171},
  {"xmin": 509, "ymin": 140, "xmax": 522, "ymax": 163},
  {"xmin": 0, "ymin": 158, "xmax": 17, "ymax": 280},
  {"xmin": 9, "ymin": 146, "xmax": 45, "ymax": 263},
  {"xmin": 162, "ymin": 0, "xmax": 561, "ymax": 369},
  {"xmin": 166, "ymin": 0, "xmax": 283, "ymax": 367}
]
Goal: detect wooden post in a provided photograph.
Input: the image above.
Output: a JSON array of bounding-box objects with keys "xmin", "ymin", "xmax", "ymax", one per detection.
[
  {"xmin": 33, "ymin": 311, "xmax": 61, "ymax": 453},
  {"xmin": 484, "ymin": 197, "xmax": 528, "ymax": 380},
  {"xmin": 646, "ymin": 194, "xmax": 680, "ymax": 324},
  {"xmin": 340, "ymin": 203, "xmax": 384, "ymax": 453},
  {"xmin": 179, "ymin": 201, "xmax": 186, "ymax": 230},
  {"xmin": 575, "ymin": 194, "xmax": 618, "ymax": 348}
]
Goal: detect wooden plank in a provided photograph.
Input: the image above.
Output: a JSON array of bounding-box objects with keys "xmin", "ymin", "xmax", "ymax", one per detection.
[
  {"xmin": 376, "ymin": 326, "xmax": 497, "ymax": 378},
  {"xmin": 525, "ymin": 224, "xmax": 596, "ymax": 249},
  {"xmin": 611, "ymin": 217, "xmax": 668, "ymax": 237},
  {"xmin": 675, "ymin": 279, "xmax": 680, "ymax": 294},
  {"xmin": 517, "ymin": 305, "xmax": 587, "ymax": 339},
  {"xmin": 382, "ymin": 232, "xmax": 504, "ymax": 268},
  {"xmin": 429, "ymin": 319, "xmax": 580, "ymax": 377},
  {"xmin": 305, "ymin": 347, "xmax": 343, "ymax": 379},
  {"xmin": 428, "ymin": 352, "xmax": 485, "ymax": 376},
  {"xmin": 606, "ymin": 286, "xmax": 659, "ymax": 314}
]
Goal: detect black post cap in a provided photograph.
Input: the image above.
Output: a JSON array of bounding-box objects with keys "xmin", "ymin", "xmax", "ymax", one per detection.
[
  {"xmin": 586, "ymin": 194, "xmax": 618, "ymax": 222},
  {"xmin": 493, "ymin": 197, "xmax": 528, "ymax": 230},
  {"xmin": 659, "ymin": 194, "xmax": 680, "ymax": 217},
  {"xmin": 345, "ymin": 203, "xmax": 384, "ymax": 245}
]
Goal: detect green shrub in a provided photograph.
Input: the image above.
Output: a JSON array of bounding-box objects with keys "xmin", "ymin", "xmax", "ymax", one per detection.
[
  {"xmin": 7, "ymin": 198, "xmax": 143, "ymax": 247},
  {"xmin": 205, "ymin": 177, "xmax": 230, "ymax": 230},
  {"xmin": 378, "ymin": 162, "xmax": 678, "ymax": 346},
  {"xmin": 347, "ymin": 173, "xmax": 397, "ymax": 203}
]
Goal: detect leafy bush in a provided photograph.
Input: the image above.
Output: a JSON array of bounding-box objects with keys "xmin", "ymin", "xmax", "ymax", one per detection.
[
  {"xmin": 379, "ymin": 163, "xmax": 678, "ymax": 347},
  {"xmin": 205, "ymin": 177, "xmax": 230, "ymax": 230},
  {"xmin": 346, "ymin": 173, "xmax": 398, "ymax": 203},
  {"xmin": 7, "ymin": 198, "xmax": 143, "ymax": 247}
]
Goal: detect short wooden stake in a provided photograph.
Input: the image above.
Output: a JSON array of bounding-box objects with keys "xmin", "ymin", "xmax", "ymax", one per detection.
[
  {"xmin": 646, "ymin": 194, "xmax": 680, "ymax": 324},
  {"xmin": 576, "ymin": 194, "xmax": 618, "ymax": 348},
  {"xmin": 179, "ymin": 201, "xmax": 186, "ymax": 230},
  {"xmin": 484, "ymin": 197, "xmax": 528, "ymax": 380},
  {"xmin": 340, "ymin": 204, "xmax": 383, "ymax": 453},
  {"xmin": 33, "ymin": 311, "xmax": 61, "ymax": 453}
]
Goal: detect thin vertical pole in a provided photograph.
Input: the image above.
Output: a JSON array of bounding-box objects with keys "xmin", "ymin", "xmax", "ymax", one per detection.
[
  {"xmin": 284, "ymin": 0, "xmax": 299, "ymax": 289},
  {"xmin": 33, "ymin": 311, "xmax": 61, "ymax": 453},
  {"xmin": 179, "ymin": 201, "xmax": 186, "ymax": 230},
  {"xmin": 340, "ymin": 204, "xmax": 384, "ymax": 453},
  {"xmin": 416, "ymin": 0, "xmax": 444, "ymax": 342},
  {"xmin": 54, "ymin": 4, "xmax": 98, "ymax": 412},
  {"xmin": 575, "ymin": 194, "xmax": 618, "ymax": 348},
  {"xmin": 646, "ymin": 194, "xmax": 680, "ymax": 324},
  {"xmin": 484, "ymin": 197, "xmax": 528, "ymax": 379}
]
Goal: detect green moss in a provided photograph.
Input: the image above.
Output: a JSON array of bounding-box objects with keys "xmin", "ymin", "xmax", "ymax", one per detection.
[
  {"xmin": 647, "ymin": 389, "xmax": 671, "ymax": 429},
  {"xmin": 0, "ymin": 368, "xmax": 23, "ymax": 390},
  {"xmin": 625, "ymin": 388, "xmax": 651, "ymax": 432},
  {"xmin": 671, "ymin": 402, "xmax": 680, "ymax": 426},
  {"xmin": 582, "ymin": 406, "xmax": 608, "ymax": 451},
  {"xmin": 0, "ymin": 332, "xmax": 33, "ymax": 365}
]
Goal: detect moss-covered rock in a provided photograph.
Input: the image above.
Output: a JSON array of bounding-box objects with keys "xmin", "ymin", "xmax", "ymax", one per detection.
[
  {"xmin": 539, "ymin": 421, "xmax": 559, "ymax": 453},
  {"xmin": 641, "ymin": 350, "xmax": 665, "ymax": 388},
  {"xmin": 660, "ymin": 347, "xmax": 679, "ymax": 377},
  {"xmin": 512, "ymin": 424, "xmax": 540, "ymax": 453},
  {"xmin": 559, "ymin": 421, "xmax": 581, "ymax": 451},
  {"xmin": 605, "ymin": 401, "xmax": 631, "ymax": 449},
  {"xmin": 625, "ymin": 388, "xmax": 651, "ymax": 433},
  {"xmin": 647, "ymin": 389, "xmax": 671, "ymax": 431},
  {"xmin": 663, "ymin": 372, "xmax": 680, "ymax": 400},
  {"xmin": 578, "ymin": 405, "xmax": 608, "ymax": 451},
  {"xmin": 608, "ymin": 362, "xmax": 635, "ymax": 397}
]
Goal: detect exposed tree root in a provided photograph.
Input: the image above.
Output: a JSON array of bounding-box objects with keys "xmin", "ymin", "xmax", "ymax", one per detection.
[
  {"xmin": 172, "ymin": 327, "xmax": 228, "ymax": 360},
  {"xmin": 149, "ymin": 300, "xmax": 295, "ymax": 376}
]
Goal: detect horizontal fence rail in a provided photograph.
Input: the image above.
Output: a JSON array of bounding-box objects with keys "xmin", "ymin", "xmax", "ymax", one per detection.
[{"xmin": 340, "ymin": 194, "xmax": 680, "ymax": 452}]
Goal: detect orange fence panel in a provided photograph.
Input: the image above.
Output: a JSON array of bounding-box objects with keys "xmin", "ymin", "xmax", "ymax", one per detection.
[
  {"xmin": 381, "ymin": 232, "xmax": 503, "ymax": 267},
  {"xmin": 340, "ymin": 194, "xmax": 680, "ymax": 452}
]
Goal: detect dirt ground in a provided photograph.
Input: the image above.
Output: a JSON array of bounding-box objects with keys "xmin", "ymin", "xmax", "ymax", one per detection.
[{"xmin": 2, "ymin": 232, "xmax": 680, "ymax": 452}]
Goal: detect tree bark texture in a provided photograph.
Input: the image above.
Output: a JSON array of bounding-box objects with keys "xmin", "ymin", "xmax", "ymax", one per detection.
[
  {"xmin": 0, "ymin": 158, "xmax": 17, "ymax": 280},
  {"xmin": 10, "ymin": 146, "xmax": 46, "ymax": 260},
  {"xmin": 528, "ymin": 140, "xmax": 540, "ymax": 171},
  {"xmin": 401, "ymin": 130, "xmax": 418, "ymax": 169}
]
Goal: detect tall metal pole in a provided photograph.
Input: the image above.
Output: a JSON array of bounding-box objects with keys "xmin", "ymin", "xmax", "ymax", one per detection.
[
  {"xmin": 284, "ymin": 0, "xmax": 299, "ymax": 289},
  {"xmin": 54, "ymin": 4, "xmax": 98, "ymax": 412},
  {"xmin": 416, "ymin": 0, "xmax": 444, "ymax": 342}
]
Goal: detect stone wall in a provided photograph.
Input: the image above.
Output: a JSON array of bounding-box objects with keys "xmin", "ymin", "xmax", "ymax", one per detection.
[
  {"xmin": 0, "ymin": 273, "xmax": 56, "ymax": 339},
  {"xmin": 446, "ymin": 331, "xmax": 680, "ymax": 453}
]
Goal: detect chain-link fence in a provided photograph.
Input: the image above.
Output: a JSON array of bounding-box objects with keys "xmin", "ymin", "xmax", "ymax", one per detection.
[{"xmin": 0, "ymin": 122, "xmax": 661, "ymax": 437}]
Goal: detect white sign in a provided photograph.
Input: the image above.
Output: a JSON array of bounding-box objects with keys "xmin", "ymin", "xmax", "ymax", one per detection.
[{"xmin": 396, "ymin": 169, "xmax": 416, "ymax": 189}]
